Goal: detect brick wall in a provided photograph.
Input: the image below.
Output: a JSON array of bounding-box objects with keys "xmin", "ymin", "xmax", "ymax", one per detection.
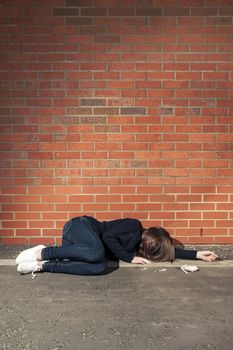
[{"xmin": 0, "ymin": 0, "xmax": 233, "ymax": 245}]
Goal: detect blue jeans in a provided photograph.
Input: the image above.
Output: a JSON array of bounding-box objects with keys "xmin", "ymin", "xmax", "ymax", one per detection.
[{"xmin": 41, "ymin": 217, "xmax": 107, "ymax": 275}]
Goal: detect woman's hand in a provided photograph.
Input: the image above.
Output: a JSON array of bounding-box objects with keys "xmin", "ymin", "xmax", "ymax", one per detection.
[
  {"xmin": 131, "ymin": 256, "xmax": 152, "ymax": 265},
  {"xmin": 196, "ymin": 251, "xmax": 219, "ymax": 261}
]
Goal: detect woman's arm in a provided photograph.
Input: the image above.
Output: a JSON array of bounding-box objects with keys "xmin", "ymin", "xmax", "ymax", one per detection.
[
  {"xmin": 175, "ymin": 247, "xmax": 197, "ymax": 260},
  {"xmin": 196, "ymin": 250, "xmax": 219, "ymax": 261},
  {"xmin": 102, "ymin": 218, "xmax": 143, "ymax": 263},
  {"xmin": 102, "ymin": 232, "xmax": 134, "ymax": 262},
  {"xmin": 175, "ymin": 247, "xmax": 219, "ymax": 261},
  {"xmin": 131, "ymin": 256, "xmax": 151, "ymax": 264}
]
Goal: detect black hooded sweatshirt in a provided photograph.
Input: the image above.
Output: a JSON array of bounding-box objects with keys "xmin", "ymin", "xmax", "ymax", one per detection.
[{"xmin": 83, "ymin": 216, "xmax": 197, "ymax": 263}]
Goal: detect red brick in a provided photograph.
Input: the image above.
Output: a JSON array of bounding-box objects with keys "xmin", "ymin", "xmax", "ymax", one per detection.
[
  {"xmin": 110, "ymin": 204, "xmax": 135, "ymax": 211},
  {"xmin": 122, "ymin": 90, "xmax": 147, "ymax": 98},
  {"xmin": 176, "ymin": 160, "xmax": 202, "ymax": 168},
  {"xmin": 1, "ymin": 237, "xmax": 29, "ymax": 245},
  {"xmin": 149, "ymin": 90, "xmax": 174, "ymax": 98},
  {"xmin": 216, "ymin": 220, "xmax": 233, "ymax": 228},
  {"xmin": 163, "ymin": 169, "xmax": 189, "ymax": 177},
  {"xmin": 148, "ymin": 72, "xmax": 174, "ymax": 80},
  {"xmin": 178, "ymin": 35, "xmax": 205, "ymax": 44},
  {"xmin": 217, "ymin": 186, "xmax": 233, "ymax": 193},
  {"xmin": 163, "ymin": 134, "xmax": 189, "ymax": 142},
  {"xmin": 108, "ymin": 80, "xmax": 134, "ymax": 89},
  {"xmin": 203, "ymin": 72, "xmax": 229, "ymax": 80},
  {"xmin": 136, "ymin": 133, "xmax": 161, "ymax": 142},
  {"xmin": 176, "ymin": 72, "xmax": 202, "ymax": 80},
  {"xmin": 204, "ymin": 160, "xmax": 229, "ymax": 168},
  {"xmin": 3, "ymin": 221, "xmax": 27, "ymax": 228},
  {"xmin": 189, "ymin": 151, "xmax": 217, "ymax": 160},
  {"xmin": 190, "ymin": 134, "xmax": 216, "ymax": 142},
  {"xmin": 82, "ymin": 151, "xmax": 107, "ymax": 159},
  {"xmin": 187, "ymin": 237, "xmax": 215, "ymax": 244},
  {"xmin": 163, "ymin": 151, "xmax": 188, "ymax": 159},
  {"xmin": 31, "ymin": 236, "xmax": 57, "ymax": 245},
  {"xmin": 164, "ymin": 220, "xmax": 189, "ymax": 228},
  {"xmin": 1, "ymin": 1, "xmax": 233, "ymax": 244},
  {"xmin": 214, "ymin": 237, "xmax": 233, "ymax": 244}
]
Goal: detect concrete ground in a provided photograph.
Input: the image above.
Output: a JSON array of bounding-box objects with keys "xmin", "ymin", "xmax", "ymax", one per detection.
[{"xmin": 0, "ymin": 245, "xmax": 233, "ymax": 350}]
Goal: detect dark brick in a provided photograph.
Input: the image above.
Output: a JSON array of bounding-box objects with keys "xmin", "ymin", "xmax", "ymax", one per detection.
[
  {"xmin": 160, "ymin": 107, "xmax": 174, "ymax": 115},
  {"xmin": 136, "ymin": 8, "xmax": 163, "ymax": 16},
  {"xmin": 53, "ymin": 8, "xmax": 80, "ymax": 16},
  {"xmin": 80, "ymin": 116, "xmax": 107, "ymax": 124},
  {"xmin": 191, "ymin": 8, "xmax": 218, "ymax": 16},
  {"xmin": 108, "ymin": 8, "xmax": 135, "ymax": 16},
  {"xmin": 66, "ymin": 108, "xmax": 92, "ymax": 115},
  {"xmin": 81, "ymin": 8, "xmax": 107, "ymax": 16},
  {"xmin": 219, "ymin": 8, "xmax": 233, "ymax": 16},
  {"xmin": 164, "ymin": 8, "xmax": 190, "ymax": 16},
  {"xmin": 94, "ymin": 35, "xmax": 120, "ymax": 43},
  {"xmin": 81, "ymin": 99, "xmax": 106, "ymax": 106},
  {"xmin": 190, "ymin": 108, "xmax": 201, "ymax": 115},
  {"xmin": 94, "ymin": 107, "xmax": 119, "ymax": 115},
  {"xmin": 65, "ymin": 0, "xmax": 92, "ymax": 6},
  {"xmin": 94, "ymin": 125, "xmax": 120, "ymax": 133},
  {"xmin": 121, "ymin": 108, "xmax": 146, "ymax": 115},
  {"xmin": 131, "ymin": 160, "xmax": 147, "ymax": 168},
  {"xmin": 53, "ymin": 116, "xmax": 80, "ymax": 124}
]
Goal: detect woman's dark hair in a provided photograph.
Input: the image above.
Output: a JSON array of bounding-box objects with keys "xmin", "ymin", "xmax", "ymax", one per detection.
[{"xmin": 138, "ymin": 227, "xmax": 175, "ymax": 262}]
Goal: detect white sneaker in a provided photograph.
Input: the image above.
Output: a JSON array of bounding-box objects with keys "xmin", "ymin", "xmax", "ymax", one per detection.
[
  {"xmin": 17, "ymin": 260, "xmax": 47, "ymax": 279},
  {"xmin": 15, "ymin": 245, "xmax": 45, "ymax": 264}
]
